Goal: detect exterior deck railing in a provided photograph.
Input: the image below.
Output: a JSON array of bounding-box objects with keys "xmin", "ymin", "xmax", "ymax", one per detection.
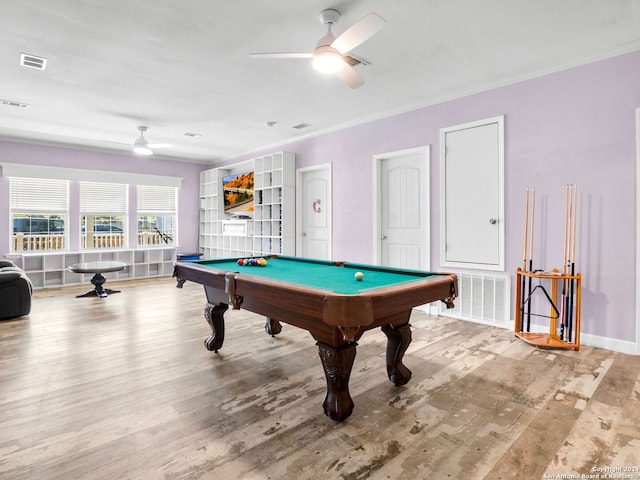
[
  {"xmin": 12, "ymin": 232, "xmax": 170, "ymax": 252},
  {"xmin": 12, "ymin": 233, "xmax": 66, "ymax": 251}
]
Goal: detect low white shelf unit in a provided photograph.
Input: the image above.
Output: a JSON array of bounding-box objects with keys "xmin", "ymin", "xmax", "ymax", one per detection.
[{"xmin": 6, "ymin": 247, "xmax": 176, "ymax": 289}]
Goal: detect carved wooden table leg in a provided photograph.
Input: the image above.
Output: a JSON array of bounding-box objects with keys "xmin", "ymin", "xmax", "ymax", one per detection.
[
  {"xmin": 203, "ymin": 303, "xmax": 228, "ymax": 352},
  {"xmin": 381, "ymin": 323, "xmax": 412, "ymax": 386},
  {"xmin": 317, "ymin": 342, "xmax": 357, "ymax": 421},
  {"xmin": 264, "ymin": 317, "xmax": 282, "ymax": 336}
]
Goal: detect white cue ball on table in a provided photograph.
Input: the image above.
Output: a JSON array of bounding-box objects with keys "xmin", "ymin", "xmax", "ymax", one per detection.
[{"xmin": 354, "ymin": 271, "xmax": 364, "ymax": 281}]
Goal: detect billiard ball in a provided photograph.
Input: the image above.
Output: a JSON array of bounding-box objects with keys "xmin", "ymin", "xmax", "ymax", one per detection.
[{"xmin": 354, "ymin": 271, "xmax": 364, "ymax": 281}]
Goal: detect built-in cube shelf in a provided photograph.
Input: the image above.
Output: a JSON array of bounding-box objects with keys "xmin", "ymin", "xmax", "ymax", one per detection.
[
  {"xmin": 199, "ymin": 152, "xmax": 295, "ymax": 259},
  {"xmin": 6, "ymin": 247, "xmax": 176, "ymax": 289}
]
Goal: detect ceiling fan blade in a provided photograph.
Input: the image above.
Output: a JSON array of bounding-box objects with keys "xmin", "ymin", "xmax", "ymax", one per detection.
[
  {"xmin": 336, "ymin": 63, "xmax": 364, "ymax": 89},
  {"xmin": 147, "ymin": 143, "xmax": 172, "ymax": 149},
  {"xmin": 250, "ymin": 52, "xmax": 313, "ymax": 59},
  {"xmin": 331, "ymin": 12, "xmax": 385, "ymax": 54}
]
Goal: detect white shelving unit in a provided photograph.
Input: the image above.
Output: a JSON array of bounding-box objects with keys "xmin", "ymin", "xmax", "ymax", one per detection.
[
  {"xmin": 253, "ymin": 152, "xmax": 295, "ymax": 256},
  {"xmin": 199, "ymin": 152, "xmax": 295, "ymax": 259},
  {"xmin": 7, "ymin": 247, "xmax": 176, "ymax": 289},
  {"xmin": 199, "ymin": 168, "xmax": 224, "ymax": 259}
]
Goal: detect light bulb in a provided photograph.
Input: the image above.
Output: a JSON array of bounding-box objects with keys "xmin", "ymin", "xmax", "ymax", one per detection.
[{"xmin": 312, "ymin": 49, "xmax": 344, "ymax": 74}]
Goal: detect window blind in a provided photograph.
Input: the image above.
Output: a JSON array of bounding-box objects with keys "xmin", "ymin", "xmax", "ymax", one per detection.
[
  {"xmin": 80, "ymin": 182, "xmax": 127, "ymax": 214},
  {"xmin": 10, "ymin": 177, "xmax": 69, "ymax": 212},
  {"xmin": 137, "ymin": 185, "xmax": 177, "ymax": 213}
]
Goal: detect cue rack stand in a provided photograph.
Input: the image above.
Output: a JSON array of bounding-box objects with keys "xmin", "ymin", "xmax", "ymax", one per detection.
[{"xmin": 514, "ymin": 186, "xmax": 581, "ymax": 351}]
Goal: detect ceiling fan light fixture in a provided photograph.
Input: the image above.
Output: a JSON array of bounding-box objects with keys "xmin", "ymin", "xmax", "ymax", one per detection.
[
  {"xmin": 133, "ymin": 145, "xmax": 153, "ymax": 155},
  {"xmin": 312, "ymin": 48, "xmax": 345, "ymax": 74},
  {"xmin": 133, "ymin": 126, "xmax": 154, "ymax": 155},
  {"xmin": 249, "ymin": 10, "xmax": 383, "ymax": 88}
]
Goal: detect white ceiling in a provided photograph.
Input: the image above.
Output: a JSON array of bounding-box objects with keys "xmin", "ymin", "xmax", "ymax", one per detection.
[{"xmin": 1, "ymin": 0, "xmax": 640, "ymax": 164}]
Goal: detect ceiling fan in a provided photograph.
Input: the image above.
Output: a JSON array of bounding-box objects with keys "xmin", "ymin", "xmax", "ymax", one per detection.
[
  {"xmin": 250, "ymin": 9, "xmax": 385, "ymax": 89},
  {"xmin": 132, "ymin": 126, "xmax": 172, "ymax": 156}
]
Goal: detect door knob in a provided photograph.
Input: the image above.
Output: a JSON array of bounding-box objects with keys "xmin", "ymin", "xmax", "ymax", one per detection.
[
  {"xmin": 489, "ymin": 218, "xmax": 497, "ymax": 225},
  {"xmin": 381, "ymin": 235, "xmax": 387, "ymax": 240}
]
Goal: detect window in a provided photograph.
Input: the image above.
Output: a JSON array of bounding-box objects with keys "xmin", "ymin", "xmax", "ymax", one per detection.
[
  {"xmin": 10, "ymin": 177, "xmax": 68, "ymax": 252},
  {"xmin": 137, "ymin": 185, "xmax": 177, "ymax": 246},
  {"xmin": 80, "ymin": 181, "xmax": 127, "ymax": 249}
]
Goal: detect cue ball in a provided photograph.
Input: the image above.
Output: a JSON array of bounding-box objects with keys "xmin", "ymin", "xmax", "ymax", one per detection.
[{"xmin": 354, "ymin": 271, "xmax": 364, "ymax": 281}]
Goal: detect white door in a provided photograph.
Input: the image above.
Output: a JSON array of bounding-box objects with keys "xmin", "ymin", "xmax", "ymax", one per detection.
[
  {"xmin": 375, "ymin": 147, "xmax": 430, "ymax": 270},
  {"xmin": 440, "ymin": 116, "xmax": 504, "ymax": 270},
  {"xmin": 296, "ymin": 164, "xmax": 332, "ymax": 260}
]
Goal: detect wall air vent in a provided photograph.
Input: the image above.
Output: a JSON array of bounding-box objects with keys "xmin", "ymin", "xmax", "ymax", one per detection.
[
  {"xmin": 20, "ymin": 53, "xmax": 47, "ymax": 70},
  {"xmin": 1, "ymin": 99, "xmax": 30, "ymax": 108},
  {"xmin": 292, "ymin": 123, "xmax": 311, "ymax": 130},
  {"xmin": 439, "ymin": 272, "xmax": 510, "ymax": 327}
]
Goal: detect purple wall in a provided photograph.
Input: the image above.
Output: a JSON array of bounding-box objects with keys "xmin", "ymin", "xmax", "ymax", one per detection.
[
  {"xmin": 0, "ymin": 142, "xmax": 202, "ymax": 254},
  {"xmin": 1, "ymin": 51, "xmax": 638, "ymax": 347},
  {"xmin": 222, "ymin": 51, "xmax": 640, "ymax": 346}
]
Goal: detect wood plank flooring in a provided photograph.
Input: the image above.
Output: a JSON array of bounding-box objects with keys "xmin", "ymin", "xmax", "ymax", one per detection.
[{"xmin": 1, "ymin": 277, "xmax": 639, "ymax": 479}]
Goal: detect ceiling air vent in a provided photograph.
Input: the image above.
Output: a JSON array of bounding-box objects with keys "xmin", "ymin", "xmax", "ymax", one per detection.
[
  {"xmin": 1, "ymin": 99, "xmax": 30, "ymax": 108},
  {"xmin": 20, "ymin": 53, "xmax": 47, "ymax": 70},
  {"xmin": 292, "ymin": 123, "xmax": 311, "ymax": 130},
  {"xmin": 344, "ymin": 54, "xmax": 370, "ymax": 68}
]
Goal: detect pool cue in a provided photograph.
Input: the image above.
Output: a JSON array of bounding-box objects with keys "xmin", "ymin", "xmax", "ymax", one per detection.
[
  {"xmin": 526, "ymin": 188, "xmax": 535, "ymax": 332},
  {"xmin": 567, "ymin": 184, "xmax": 577, "ymax": 343},
  {"xmin": 521, "ymin": 188, "xmax": 530, "ymax": 332},
  {"xmin": 560, "ymin": 184, "xmax": 570, "ymax": 341}
]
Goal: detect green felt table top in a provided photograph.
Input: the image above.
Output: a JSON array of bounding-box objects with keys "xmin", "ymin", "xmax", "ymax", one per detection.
[{"xmin": 189, "ymin": 256, "xmax": 442, "ymax": 295}]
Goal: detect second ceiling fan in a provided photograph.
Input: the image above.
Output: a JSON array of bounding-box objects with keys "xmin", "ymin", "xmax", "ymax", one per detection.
[
  {"xmin": 133, "ymin": 126, "xmax": 172, "ymax": 156},
  {"xmin": 250, "ymin": 9, "xmax": 386, "ymax": 89}
]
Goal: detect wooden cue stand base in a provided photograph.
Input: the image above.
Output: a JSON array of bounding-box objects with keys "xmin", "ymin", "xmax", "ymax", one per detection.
[{"xmin": 514, "ymin": 267, "xmax": 582, "ymax": 351}]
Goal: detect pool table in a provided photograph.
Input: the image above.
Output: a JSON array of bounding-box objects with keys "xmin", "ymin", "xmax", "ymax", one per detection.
[{"xmin": 173, "ymin": 256, "xmax": 457, "ymax": 421}]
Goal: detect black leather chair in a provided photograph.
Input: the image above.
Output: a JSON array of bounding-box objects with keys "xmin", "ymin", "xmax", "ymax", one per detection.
[{"xmin": 0, "ymin": 260, "xmax": 33, "ymax": 320}]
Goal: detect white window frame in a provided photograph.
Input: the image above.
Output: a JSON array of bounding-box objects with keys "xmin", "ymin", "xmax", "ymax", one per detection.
[
  {"xmin": 9, "ymin": 176, "xmax": 69, "ymax": 252},
  {"xmin": 80, "ymin": 181, "xmax": 128, "ymax": 250},
  {"xmin": 137, "ymin": 185, "xmax": 178, "ymax": 247}
]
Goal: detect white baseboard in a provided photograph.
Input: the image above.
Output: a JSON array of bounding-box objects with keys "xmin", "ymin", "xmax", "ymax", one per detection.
[
  {"xmin": 416, "ymin": 307, "xmax": 639, "ymax": 356},
  {"xmin": 576, "ymin": 332, "xmax": 638, "ymax": 355},
  {"xmin": 509, "ymin": 321, "xmax": 638, "ymax": 355}
]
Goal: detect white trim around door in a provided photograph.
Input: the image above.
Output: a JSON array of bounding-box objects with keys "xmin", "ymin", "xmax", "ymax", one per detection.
[{"xmin": 636, "ymin": 107, "xmax": 640, "ymax": 354}]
